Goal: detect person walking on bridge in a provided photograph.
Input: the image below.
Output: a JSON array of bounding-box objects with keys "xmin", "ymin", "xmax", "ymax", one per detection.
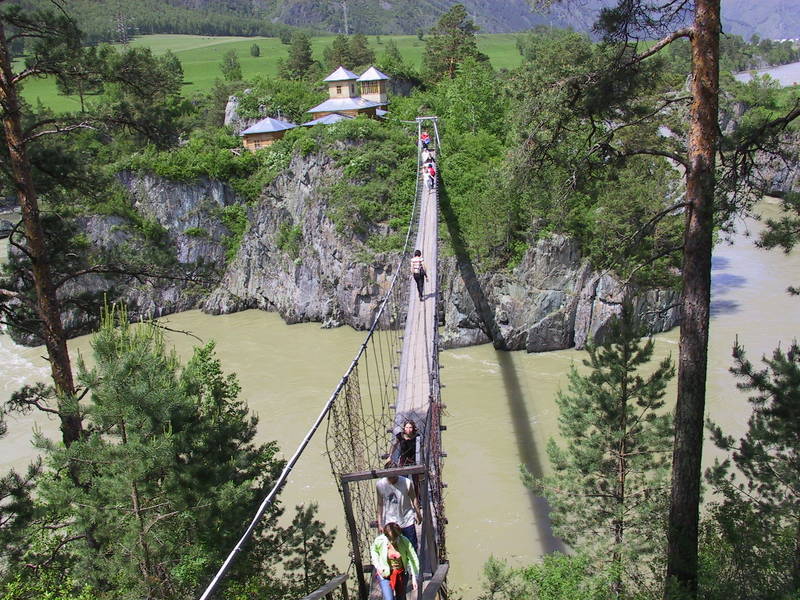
[
  {"xmin": 420, "ymin": 130, "xmax": 430, "ymax": 151},
  {"xmin": 376, "ymin": 461, "xmax": 422, "ymax": 551},
  {"xmin": 371, "ymin": 522, "xmax": 419, "ymax": 600},
  {"xmin": 410, "ymin": 250, "xmax": 427, "ymax": 302},
  {"xmin": 427, "ymin": 163, "xmax": 436, "ymax": 190}
]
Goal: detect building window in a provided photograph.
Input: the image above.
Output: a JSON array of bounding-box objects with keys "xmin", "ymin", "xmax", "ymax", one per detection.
[
  {"xmin": 362, "ymin": 81, "xmax": 379, "ymax": 94},
  {"xmin": 336, "ymin": 85, "xmax": 342, "ymax": 94},
  {"xmin": 350, "ymin": 84, "xmax": 355, "ymax": 95}
]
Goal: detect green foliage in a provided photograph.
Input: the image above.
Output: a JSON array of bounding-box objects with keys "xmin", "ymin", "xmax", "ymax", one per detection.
[
  {"xmin": 757, "ymin": 191, "xmax": 800, "ymax": 294},
  {"xmin": 276, "ymin": 222, "xmax": 303, "ymax": 259},
  {"xmin": 119, "ymin": 127, "xmax": 294, "ymax": 202},
  {"xmin": 314, "ymin": 118, "xmax": 416, "ymax": 245},
  {"xmin": 349, "ymin": 33, "xmax": 376, "ymax": 67},
  {"xmin": 477, "ymin": 554, "xmax": 613, "ymax": 600},
  {"xmin": 525, "ymin": 304, "xmax": 674, "ymax": 595},
  {"xmin": 279, "ymin": 32, "xmax": 318, "ymax": 81},
  {"xmin": 19, "ymin": 311, "xmax": 274, "ymax": 598},
  {"xmin": 697, "ymin": 502, "xmax": 797, "ymax": 600},
  {"xmin": 423, "ymin": 3, "xmax": 489, "ymax": 82},
  {"xmin": 507, "ymin": 27, "xmax": 684, "ymax": 282},
  {"xmin": 235, "ymin": 76, "xmax": 326, "ymax": 124},
  {"xmin": 1, "ymin": 571, "xmax": 96, "ymax": 600},
  {"xmin": 323, "ymin": 34, "xmax": 352, "ymax": 70},
  {"xmin": 183, "ymin": 226, "xmax": 208, "ymax": 238},
  {"xmin": 4, "ymin": 310, "xmax": 337, "ymax": 600},
  {"xmin": 250, "ymin": 43, "xmax": 261, "ymax": 57},
  {"xmin": 220, "ymin": 49, "xmax": 243, "ymax": 82},
  {"xmin": 704, "ymin": 340, "xmax": 800, "ymax": 597},
  {"xmin": 219, "ymin": 204, "xmax": 249, "ymax": 262}
]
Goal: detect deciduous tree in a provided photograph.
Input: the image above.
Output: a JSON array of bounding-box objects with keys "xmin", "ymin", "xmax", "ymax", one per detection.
[{"xmin": 220, "ymin": 49, "xmax": 242, "ymax": 82}]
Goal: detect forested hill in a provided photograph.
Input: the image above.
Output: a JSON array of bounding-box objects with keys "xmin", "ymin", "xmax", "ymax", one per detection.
[{"xmin": 16, "ymin": 0, "xmax": 800, "ymax": 41}]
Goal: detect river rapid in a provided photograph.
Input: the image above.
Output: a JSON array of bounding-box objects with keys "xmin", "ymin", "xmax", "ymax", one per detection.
[{"xmin": 1, "ymin": 200, "xmax": 798, "ymax": 596}]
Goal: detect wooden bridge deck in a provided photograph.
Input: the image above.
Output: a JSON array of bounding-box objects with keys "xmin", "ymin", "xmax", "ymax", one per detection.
[{"xmin": 393, "ymin": 167, "xmax": 438, "ymax": 431}]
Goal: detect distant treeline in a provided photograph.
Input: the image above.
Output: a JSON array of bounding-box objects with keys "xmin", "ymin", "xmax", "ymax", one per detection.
[{"xmin": 15, "ymin": 0, "xmax": 301, "ymax": 44}]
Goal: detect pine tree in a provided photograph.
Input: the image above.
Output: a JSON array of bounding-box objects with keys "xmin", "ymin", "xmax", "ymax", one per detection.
[
  {"xmin": 705, "ymin": 340, "xmax": 800, "ymax": 597},
  {"xmin": 14, "ymin": 309, "xmax": 335, "ymax": 599},
  {"xmin": 280, "ymin": 31, "xmax": 315, "ymax": 80},
  {"xmin": 525, "ymin": 304, "xmax": 674, "ymax": 596},
  {"xmin": 323, "ymin": 34, "xmax": 351, "ymax": 70},
  {"xmin": 349, "ymin": 33, "xmax": 374, "ymax": 67},
  {"xmin": 422, "ymin": 3, "xmax": 488, "ymax": 82}
]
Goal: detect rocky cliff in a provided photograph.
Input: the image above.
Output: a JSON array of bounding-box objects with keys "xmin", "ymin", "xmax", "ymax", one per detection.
[
  {"xmin": 6, "ymin": 149, "xmax": 680, "ymax": 349},
  {"xmin": 201, "ymin": 150, "xmax": 680, "ymax": 349}
]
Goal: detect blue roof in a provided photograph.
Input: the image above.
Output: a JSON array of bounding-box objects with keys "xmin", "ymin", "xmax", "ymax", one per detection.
[
  {"xmin": 307, "ymin": 97, "xmax": 382, "ymax": 114},
  {"xmin": 324, "ymin": 66, "xmax": 359, "ymax": 82},
  {"xmin": 358, "ymin": 66, "xmax": 390, "ymax": 82},
  {"xmin": 240, "ymin": 117, "xmax": 296, "ymax": 136},
  {"xmin": 302, "ymin": 113, "xmax": 355, "ymax": 127}
]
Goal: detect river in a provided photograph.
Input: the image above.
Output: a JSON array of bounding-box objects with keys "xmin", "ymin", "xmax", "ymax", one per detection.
[
  {"xmin": 734, "ymin": 59, "xmax": 800, "ymax": 87},
  {"xmin": 1, "ymin": 199, "xmax": 798, "ymax": 596}
]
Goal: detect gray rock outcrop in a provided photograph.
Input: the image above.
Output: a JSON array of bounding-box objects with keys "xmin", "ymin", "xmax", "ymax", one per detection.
[
  {"xmin": 202, "ymin": 151, "xmax": 680, "ymax": 349},
  {"xmin": 4, "ymin": 149, "xmax": 680, "ymax": 350},
  {"xmin": 439, "ymin": 236, "xmax": 680, "ymax": 351}
]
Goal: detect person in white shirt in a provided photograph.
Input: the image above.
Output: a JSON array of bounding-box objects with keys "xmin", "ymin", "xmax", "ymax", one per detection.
[{"xmin": 376, "ymin": 461, "xmax": 422, "ymax": 552}]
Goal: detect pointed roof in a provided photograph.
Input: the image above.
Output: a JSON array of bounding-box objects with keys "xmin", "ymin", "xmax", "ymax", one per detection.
[
  {"xmin": 358, "ymin": 66, "xmax": 390, "ymax": 82},
  {"xmin": 324, "ymin": 66, "xmax": 359, "ymax": 82},
  {"xmin": 240, "ymin": 117, "xmax": 296, "ymax": 136}
]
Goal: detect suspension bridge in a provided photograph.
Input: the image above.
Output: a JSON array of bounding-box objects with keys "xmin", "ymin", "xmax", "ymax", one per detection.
[{"xmin": 199, "ymin": 116, "xmax": 448, "ymax": 600}]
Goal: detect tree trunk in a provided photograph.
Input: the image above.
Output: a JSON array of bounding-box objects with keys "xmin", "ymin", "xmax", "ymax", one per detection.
[
  {"xmin": 0, "ymin": 21, "xmax": 82, "ymax": 446},
  {"xmin": 665, "ymin": 1, "xmax": 720, "ymax": 597}
]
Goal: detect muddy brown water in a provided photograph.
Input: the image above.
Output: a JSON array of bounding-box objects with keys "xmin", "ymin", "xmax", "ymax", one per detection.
[{"xmin": 1, "ymin": 199, "xmax": 798, "ymax": 596}]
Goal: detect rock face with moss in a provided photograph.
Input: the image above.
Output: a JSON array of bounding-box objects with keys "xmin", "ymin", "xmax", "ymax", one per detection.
[
  {"xmin": 12, "ymin": 148, "xmax": 678, "ymax": 349},
  {"xmin": 200, "ymin": 149, "xmax": 679, "ymax": 348},
  {"xmin": 203, "ymin": 151, "xmax": 400, "ymax": 329}
]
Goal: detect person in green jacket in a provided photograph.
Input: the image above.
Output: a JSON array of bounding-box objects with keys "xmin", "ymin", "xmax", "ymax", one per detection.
[{"xmin": 370, "ymin": 522, "xmax": 419, "ymax": 600}]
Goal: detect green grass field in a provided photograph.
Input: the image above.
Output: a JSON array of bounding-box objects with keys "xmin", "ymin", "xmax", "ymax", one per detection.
[{"xmin": 18, "ymin": 33, "xmax": 523, "ymax": 112}]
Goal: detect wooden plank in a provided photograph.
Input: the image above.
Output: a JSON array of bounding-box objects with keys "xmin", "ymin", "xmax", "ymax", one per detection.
[
  {"xmin": 421, "ymin": 563, "xmax": 449, "ymax": 600},
  {"xmin": 297, "ymin": 573, "xmax": 348, "ymax": 600},
  {"xmin": 340, "ymin": 464, "xmax": 427, "ymax": 483}
]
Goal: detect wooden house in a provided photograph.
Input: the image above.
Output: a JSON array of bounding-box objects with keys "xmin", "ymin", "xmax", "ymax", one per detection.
[{"xmin": 240, "ymin": 116, "xmax": 296, "ymax": 152}]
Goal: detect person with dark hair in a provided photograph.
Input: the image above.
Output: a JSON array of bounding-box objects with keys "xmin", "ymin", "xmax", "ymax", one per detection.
[
  {"xmin": 370, "ymin": 522, "xmax": 419, "ymax": 600},
  {"xmin": 393, "ymin": 420, "xmax": 418, "ymax": 467},
  {"xmin": 410, "ymin": 250, "xmax": 427, "ymax": 302}
]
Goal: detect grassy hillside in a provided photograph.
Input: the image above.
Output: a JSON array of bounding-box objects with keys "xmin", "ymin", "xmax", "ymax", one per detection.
[{"xmin": 19, "ymin": 33, "xmax": 523, "ymax": 112}]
